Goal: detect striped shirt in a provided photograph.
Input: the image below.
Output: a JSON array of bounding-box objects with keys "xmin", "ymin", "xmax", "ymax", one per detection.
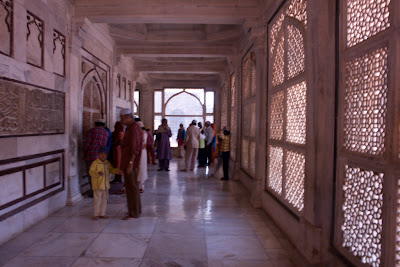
[{"xmin": 220, "ymin": 135, "xmax": 230, "ymax": 152}]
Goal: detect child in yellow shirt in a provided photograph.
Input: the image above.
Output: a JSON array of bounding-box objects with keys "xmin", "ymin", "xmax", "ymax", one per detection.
[{"xmin": 89, "ymin": 146, "xmax": 121, "ymax": 220}]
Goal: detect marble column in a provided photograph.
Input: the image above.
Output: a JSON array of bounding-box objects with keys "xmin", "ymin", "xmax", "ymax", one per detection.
[
  {"xmin": 66, "ymin": 29, "xmax": 84, "ymax": 205},
  {"xmin": 250, "ymin": 30, "xmax": 266, "ymax": 208}
]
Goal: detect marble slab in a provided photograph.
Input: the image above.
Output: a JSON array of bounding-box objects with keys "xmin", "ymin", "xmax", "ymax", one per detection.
[
  {"xmin": 206, "ymin": 235, "xmax": 269, "ymax": 260},
  {"xmin": 21, "ymin": 232, "xmax": 97, "ymax": 257},
  {"xmin": 72, "ymin": 257, "xmax": 141, "ymax": 267},
  {"xmin": 83, "ymin": 233, "xmax": 150, "ymax": 258}
]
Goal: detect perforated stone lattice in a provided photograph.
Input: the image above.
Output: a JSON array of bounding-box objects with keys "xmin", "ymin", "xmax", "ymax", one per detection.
[
  {"xmin": 287, "ymin": 81, "xmax": 307, "ymax": 144},
  {"xmin": 287, "ymin": 0, "xmax": 307, "ymax": 26},
  {"xmin": 250, "ymin": 141, "xmax": 256, "ymax": 176},
  {"xmin": 270, "ymin": 14, "xmax": 285, "ymax": 55},
  {"xmin": 347, "ymin": 0, "xmax": 390, "ymax": 47},
  {"xmin": 243, "ymin": 56, "xmax": 251, "ymax": 100},
  {"xmin": 342, "ymin": 165, "xmax": 383, "ymax": 267},
  {"xmin": 344, "ymin": 47, "xmax": 387, "ymax": 155},
  {"xmin": 284, "ymin": 150, "xmax": 305, "ymax": 211},
  {"xmin": 230, "ymin": 75, "xmax": 237, "ymax": 160},
  {"xmin": 268, "ymin": 146, "xmax": 283, "ymax": 194},
  {"xmin": 270, "ymin": 91, "xmax": 284, "ymax": 140},
  {"xmin": 287, "ymin": 25, "xmax": 305, "ymax": 79},
  {"xmin": 241, "ymin": 139, "xmax": 249, "ymax": 171},
  {"xmin": 272, "ymin": 37, "xmax": 285, "ymax": 87}
]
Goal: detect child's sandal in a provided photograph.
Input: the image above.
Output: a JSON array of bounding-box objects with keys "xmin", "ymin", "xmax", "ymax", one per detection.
[
  {"xmin": 99, "ymin": 215, "xmax": 109, "ymax": 219},
  {"xmin": 92, "ymin": 216, "xmax": 99, "ymax": 220}
]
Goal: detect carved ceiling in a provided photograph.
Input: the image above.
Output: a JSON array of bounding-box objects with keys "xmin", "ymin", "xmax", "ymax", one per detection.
[{"xmin": 74, "ymin": 0, "xmax": 261, "ymax": 86}]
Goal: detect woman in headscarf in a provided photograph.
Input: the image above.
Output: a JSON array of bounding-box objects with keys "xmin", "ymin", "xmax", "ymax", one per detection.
[{"xmin": 156, "ymin": 118, "xmax": 172, "ymax": 171}]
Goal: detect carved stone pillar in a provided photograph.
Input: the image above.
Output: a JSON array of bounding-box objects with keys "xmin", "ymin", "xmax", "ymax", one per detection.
[
  {"xmin": 65, "ymin": 28, "xmax": 85, "ymax": 205},
  {"xmin": 249, "ymin": 29, "xmax": 267, "ymax": 208}
]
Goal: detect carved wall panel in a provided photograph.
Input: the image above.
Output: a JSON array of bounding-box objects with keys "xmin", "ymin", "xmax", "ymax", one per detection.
[
  {"xmin": 230, "ymin": 74, "xmax": 236, "ymax": 160},
  {"xmin": 0, "ymin": 0, "xmax": 12, "ymax": 56},
  {"xmin": 53, "ymin": 30, "xmax": 65, "ymax": 76},
  {"xmin": 26, "ymin": 12, "xmax": 43, "ymax": 68},
  {"xmin": 267, "ymin": 0, "xmax": 307, "ymax": 214},
  {"xmin": 0, "ymin": 78, "xmax": 64, "ymax": 137},
  {"xmin": 221, "ymin": 84, "xmax": 227, "ymax": 128}
]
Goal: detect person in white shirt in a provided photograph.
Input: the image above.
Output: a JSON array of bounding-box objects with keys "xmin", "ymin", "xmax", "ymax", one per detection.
[{"xmin": 181, "ymin": 120, "xmax": 200, "ymax": 172}]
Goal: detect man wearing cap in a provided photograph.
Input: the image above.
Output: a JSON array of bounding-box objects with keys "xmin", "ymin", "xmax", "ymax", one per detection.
[
  {"xmin": 181, "ymin": 120, "xmax": 200, "ymax": 172},
  {"xmin": 119, "ymin": 108, "xmax": 143, "ymax": 219},
  {"xmin": 83, "ymin": 118, "xmax": 110, "ymax": 197}
]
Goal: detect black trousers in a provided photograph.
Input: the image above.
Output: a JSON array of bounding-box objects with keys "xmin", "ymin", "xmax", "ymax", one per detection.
[
  {"xmin": 222, "ymin": 151, "xmax": 230, "ymax": 179},
  {"xmin": 198, "ymin": 148, "xmax": 206, "ymax": 167},
  {"xmin": 205, "ymin": 144, "xmax": 212, "ymax": 165}
]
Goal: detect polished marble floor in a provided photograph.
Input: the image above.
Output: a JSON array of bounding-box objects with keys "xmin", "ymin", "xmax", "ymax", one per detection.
[{"xmin": 0, "ymin": 159, "xmax": 294, "ymax": 267}]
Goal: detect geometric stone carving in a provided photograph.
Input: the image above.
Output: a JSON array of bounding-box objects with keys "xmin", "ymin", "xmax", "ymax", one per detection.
[
  {"xmin": 286, "ymin": 81, "xmax": 306, "ymax": 144},
  {"xmin": 241, "ymin": 139, "xmax": 249, "ymax": 172},
  {"xmin": 347, "ymin": 0, "xmax": 390, "ymax": 47},
  {"xmin": 343, "ymin": 47, "xmax": 387, "ymax": 155},
  {"xmin": 341, "ymin": 165, "xmax": 383, "ymax": 267},
  {"xmin": 53, "ymin": 30, "xmax": 65, "ymax": 76},
  {"xmin": 268, "ymin": 0, "xmax": 307, "ymax": 213},
  {"xmin": 284, "ymin": 150, "xmax": 305, "ymax": 211},
  {"xmin": 270, "ymin": 91, "xmax": 284, "ymax": 140},
  {"xmin": 287, "ymin": 25, "xmax": 305, "ymax": 79},
  {"xmin": 286, "ymin": 0, "xmax": 307, "ymax": 26},
  {"xmin": 230, "ymin": 74, "xmax": 236, "ymax": 160},
  {"xmin": 26, "ymin": 12, "xmax": 43, "ymax": 68},
  {"xmin": 0, "ymin": 79, "xmax": 65, "ymax": 136},
  {"xmin": 221, "ymin": 85, "xmax": 227, "ymax": 128},
  {"xmin": 272, "ymin": 36, "xmax": 285, "ymax": 87},
  {"xmin": 0, "ymin": 0, "xmax": 12, "ymax": 56},
  {"xmin": 268, "ymin": 145, "xmax": 283, "ymax": 195}
]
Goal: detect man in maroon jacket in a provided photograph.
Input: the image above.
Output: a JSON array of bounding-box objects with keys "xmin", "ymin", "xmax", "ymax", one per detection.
[{"xmin": 120, "ymin": 108, "xmax": 143, "ymax": 220}]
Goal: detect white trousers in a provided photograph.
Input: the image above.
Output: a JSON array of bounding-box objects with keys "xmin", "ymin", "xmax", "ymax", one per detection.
[
  {"xmin": 93, "ymin": 189, "xmax": 108, "ymax": 216},
  {"xmin": 185, "ymin": 148, "xmax": 199, "ymax": 171}
]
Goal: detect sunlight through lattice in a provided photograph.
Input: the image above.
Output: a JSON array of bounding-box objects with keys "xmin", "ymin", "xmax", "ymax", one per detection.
[
  {"xmin": 287, "ymin": 0, "xmax": 307, "ymax": 26},
  {"xmin": 272, "ymin": 37, "xmax": 285, "ymax": 87},
  {"xmin": 285, "ymin": 150, "xmax": 305, "ymax": 211},
  {"xmin": 288, "ymin": 25, "xmax": 305, "ymax": 79},
  {"xmin": 342, "ymin": 165, "xmax": 383, "ymax": 267},
  {"xmin": 268, "ymin": 146, "xmax": 283, "ymax": 195},
  {"xmin": 347, "ymin": 0, "xmax": 391, "ymax": 47},
  {"xmin": 287, "ymin": 81, "xmax": 307, "ymax": 144},
  {"xmin": 344, "ymin": 47, "xmax": 387, "ymax": 155},
  {"xmin": 270, "ymin": 91, "xmax": 284, "ymax": 140}
]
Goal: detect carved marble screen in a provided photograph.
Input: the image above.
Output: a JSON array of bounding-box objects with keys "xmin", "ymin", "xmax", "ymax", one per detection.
[
  {"xmin": 221, "ymin": 84, "xmax": 228, "ymax": 129},
  {"xmin": 267, "ymin": 0, "xmax": 307, "ymax": 214},
  {"xmin": 241, "ymin": 51, "xmax": 257, "ymax": 178},
  {"xmin": 334, "ymin": 1, "xmax": 398, "ymax": 266},
  {"xmin": 230, "ymin": 74, "xmax": 237, "ymax": 160},
  {"xmin": 0, "ymin": 0, "xmax": 12, "ymax": 56},
  {"xmin": 0, "ymin": 78, "xmax": 65, "ymax": 137}
]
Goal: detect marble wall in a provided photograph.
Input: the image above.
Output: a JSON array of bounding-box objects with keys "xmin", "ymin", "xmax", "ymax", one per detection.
[{"xmin": 0, "ymin": 0, "xmax": 71, "ymax": 245}]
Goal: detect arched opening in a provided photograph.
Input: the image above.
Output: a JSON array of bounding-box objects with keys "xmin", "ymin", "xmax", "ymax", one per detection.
[{"xmin": 154, "ymin": 88, "xmax": 214, "ymax": 147}]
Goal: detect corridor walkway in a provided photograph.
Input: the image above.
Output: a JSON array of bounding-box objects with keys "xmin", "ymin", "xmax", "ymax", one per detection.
[{"xmin": 0, "ymin": 159, "xmax": 294, "ymax": 267}]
